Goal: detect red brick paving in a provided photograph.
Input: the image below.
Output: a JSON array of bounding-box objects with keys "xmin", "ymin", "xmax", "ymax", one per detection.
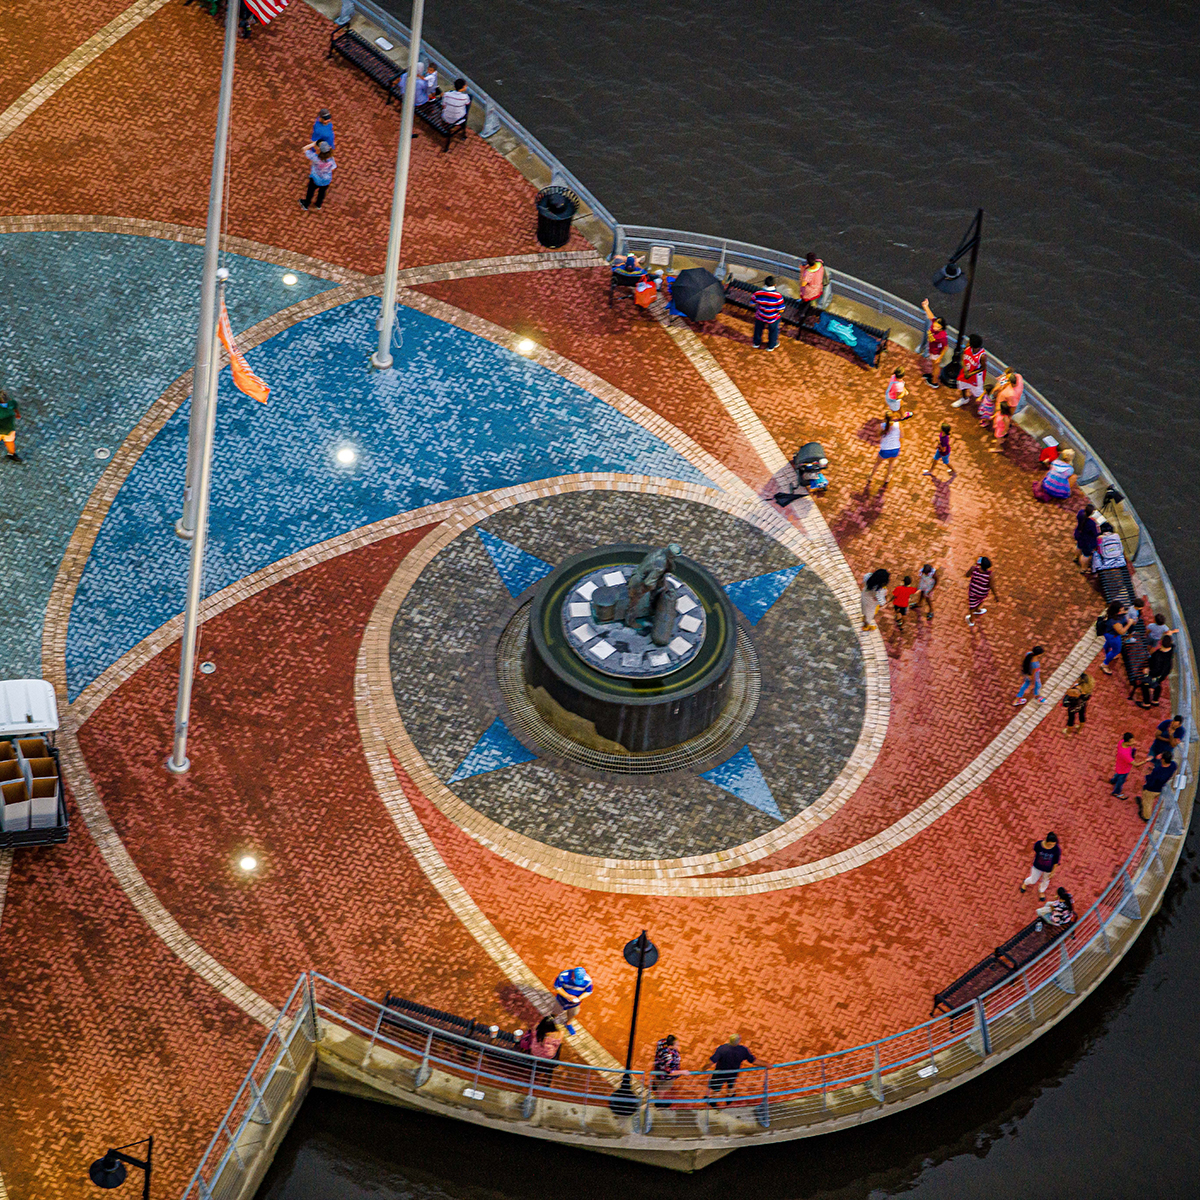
[
  {"xmin": 1, "ymin": 1, "xmax": 589, "ymax": 275},
  {"xmin": 0, "ymin": 791, "xmax": 264, "ymax": 1199}
]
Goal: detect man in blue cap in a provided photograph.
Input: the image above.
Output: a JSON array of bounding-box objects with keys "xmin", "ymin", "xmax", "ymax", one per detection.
[{"xmin": 553, "ymin": 966, "xmax": 593, "ymax": 1035}]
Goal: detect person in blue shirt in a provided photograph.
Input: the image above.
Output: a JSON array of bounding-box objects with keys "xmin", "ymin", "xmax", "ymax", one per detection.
[
  {"xmin": 1140, "ymin": 752, "xmax": 1178, "ymax": 822},
  {"xmin": 552, "ymin": 967, "xmax": 593, "ymax": 1035},
  {"xmin": 398, "ymin": 62, "xmax": 432, "ymax": 106},
  {"xmin": 311, "ymin": 107, "xmax": 334, "ymax": 149}
]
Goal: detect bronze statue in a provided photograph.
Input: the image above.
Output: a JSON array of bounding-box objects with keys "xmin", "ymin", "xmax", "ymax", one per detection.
[{"xmin": 624, "ymin": 543, "xmax": 681, "ymax": 646}]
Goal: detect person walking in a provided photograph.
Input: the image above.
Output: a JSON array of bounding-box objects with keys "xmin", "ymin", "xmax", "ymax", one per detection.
[
  {"xmin": 860, "ymin": 568, "xmax": 889, "ymax": 631},
  {"xmin": 867, "ymin": 409, "xmax": 914, "ymax": 488},
  {"xmin": 965, "ymin": 556, "xmax": 996, "ymax": 627},
  {"xmin": 920, "ymin": 298, "xmax": 949, "ymax": 388},
  {"xmin": 1099, "ymin": 600, "xmax": 1135, "ymax": 676},
  {"xmin": 1014, "ymin": 646, "xmax": 1046, "ymax": 706},
  {"xmin": 914, "ymin": 563, "xmax": 938, "ymax": 620},
  {"xmin": 1139, "ymin": 752, "xmax": 1178, "ymax": 821},
  {"xmin": 552, "ymin": 966, "xmax": 593, "ymax": 1035},
  {"xmin": 1037, "ymin": 887, "xmax": 1076, "ymax": 927},
  {"xmin": 1073, "ymin": 503, "xmax": 1100, "ymax": 573},
  {"xmin": 951, "ymin": 333, "xmax": 986, "ymax": 408},
  {"xmin": 922, "ymin": 423, "xmax": 955, "ymax": 479},
  {"xmin": 0, "ymin": 386, "xmax": 21, "ymax": 462},
  {"xmin": 704, "ymin": 1034, "xmax": 756, "ymax": 1108},
  {"xmin": 651, "ymin": 1034, "xmax": 685, "ymax": 1105},
  {"xmin": 1063, "ymin": 671, "xmax": 1093, "ymax": 734},
  {"xmin": 1147, "ymin": 634, "xmax": 1175, "ymax": 705},
  {"xmin": 752, "ymin": 276, "xmax": 786, "ymax": 351},
  {"xmin": 884, "ymin": 367, "xmax": 908, "ymax": 411},
  {"xmin": 1020, "ymin": 832, "xmax": 1061, "ymax": 899},
  {"xmin": 891, "ymin": 575, "xmax": 918, "ymax": 630},
  {"xmin": 797, "ymin": 252, "xmax": 826, "ymax": 324},
  {"xmin": 300, "ymin": 140, "xmax": 336, "ymax": 211},
  {"xmin": 1108, "ymin": 732, "xmax": 1140, "ymax": 798},
  {"xmin": 311, "ymin": 107, "xmax": 335, "ymax": 148}
]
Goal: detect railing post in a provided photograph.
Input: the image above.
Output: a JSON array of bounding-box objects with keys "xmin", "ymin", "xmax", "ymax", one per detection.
[
  {"xmin": 304, "ymin": 970, "xmax": 319, "ymax": 1043},
  {"xmin": 1023, "ymin": 969, "xmax": 1037, "ymax": 1022},
  {"xmin": 867, "ymin": 1046, "xmax": 884, "ymax": 1103},
  {"xmin": 479, "ymin": 97, "xmax": 500, "ymax": 138},
  {"xmin": 968, "ymin": 999, "xmax": 991, "ymax": 1058},
  {"xmin": 521, "ymin": 1060, "xmax": 537, "ymax": 1120},
  {"xmin": 1053, "ymin": 943, "xmax": 1077, "ymax": 995},
  {"xmin": 820, "ymin": 1059, "xmax": 828, "ymax": 1111},
  {"xmin": 361, "ymin": 1006, "xmax": 386, "ymax": 1067},
  {"xmin": 414, "ymin": 1030, "xmax": 433, "ymax": 1088},
  {"xmin": 247, "ymin": 1078, "xmax": 272, "ymax": 1125},
  {"xmin": 638, "ymin": 1076, "xmax": 654, "ymax": 1135},
  {"xmin": 1098, "ymin": 914, "xmax": 1112, "ymax": 955},
  {"xmin": 1118, "ymin": 870, "xmax": 1142, "ymax": 920},
  {"xmin": 579, "ymin": 1066, "xmax": 590, "ymax": 1130},
  {"xmin": 1161, "ymin": 788, "xmax": 1186, "ymax": 837},
  {"xmin": 754, "ymin": 1066, "xmax": 770, "ymax": 1128}
]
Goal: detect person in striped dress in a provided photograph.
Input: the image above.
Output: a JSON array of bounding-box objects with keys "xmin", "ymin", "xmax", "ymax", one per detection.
[
  {"xmin": 752, "ymin": 276, "xmax": 786, "ymax": 350},
  {"xmin": 965, "ymin": 556, "xmax": 997, "ymax": 627}
]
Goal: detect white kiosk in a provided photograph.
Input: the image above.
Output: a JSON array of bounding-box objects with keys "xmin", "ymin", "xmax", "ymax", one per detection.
[{"xmin": 0, "ymin": 679, "xmax": 68, "ymax": 848}]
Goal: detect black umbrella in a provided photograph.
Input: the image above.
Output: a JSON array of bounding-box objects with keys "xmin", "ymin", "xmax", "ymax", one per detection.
[{"xmin": 670, "ymin": 267, "xmax": 725, "ymax": 322}]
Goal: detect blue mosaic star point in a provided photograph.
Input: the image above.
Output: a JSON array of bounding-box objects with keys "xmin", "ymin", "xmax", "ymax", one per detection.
[
  {"xmin": 701, "ymin": 745, "xmax": 783, "ymax": 822},
  {"xmin": 447, "ymin": 718, "xmax": 538, "ymax": 784},
  {"xmin": 725, "ymin": 564, "xmax": 805, "ymax": 626},
  {"xmin": 477, "ymin": 528, "xmax": 554, "ymax": 599}
]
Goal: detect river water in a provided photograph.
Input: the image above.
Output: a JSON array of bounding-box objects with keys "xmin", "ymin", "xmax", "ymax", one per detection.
[{"xmin": 259, "ymin": 1, "xmax": 1200, "ymax": 1194}]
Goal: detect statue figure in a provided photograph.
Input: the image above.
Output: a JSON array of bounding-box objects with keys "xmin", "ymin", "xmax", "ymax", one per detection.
[{"xmin": 624, "ymin": 543, "xmax": 682, "ymax": 646}]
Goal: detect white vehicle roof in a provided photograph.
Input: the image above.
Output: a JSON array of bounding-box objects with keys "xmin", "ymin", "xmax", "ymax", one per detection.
[{"xmin": 0, "ymin": 679, "xmax": 60, "ymax": 737}]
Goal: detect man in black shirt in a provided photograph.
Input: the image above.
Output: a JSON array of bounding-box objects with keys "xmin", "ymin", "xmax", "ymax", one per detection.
[
  {"xmin": 1139, "ymin": 753, "xmax": 1178, "ymax": 822},
  {"xmin": 704, "ymin": 1034, "xmax": 757, "ymax": 1107}
]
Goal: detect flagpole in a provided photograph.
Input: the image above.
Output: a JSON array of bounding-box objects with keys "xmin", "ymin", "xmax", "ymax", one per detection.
[
  {"xmin": 168, "ymin": 270, "xmax": 228, "ymax": 775},
  {"xmin": 371, "ymin": 0, "xmax": 426, "ymax": 370},
  {"xmin": 177, "ymin": 1, "xmax": 239, "ymax": 539}
]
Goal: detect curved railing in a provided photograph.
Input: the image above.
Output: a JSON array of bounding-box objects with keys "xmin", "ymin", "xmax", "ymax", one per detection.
[{"xmin": 179, "ymin": 11, "xmax": 1197, "ymax": 1193}]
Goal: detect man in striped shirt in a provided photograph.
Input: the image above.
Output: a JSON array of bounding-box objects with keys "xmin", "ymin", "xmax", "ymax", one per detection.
[{"xmin": 753, "ymin": 276, "xmax": 786, "ymax": 351}]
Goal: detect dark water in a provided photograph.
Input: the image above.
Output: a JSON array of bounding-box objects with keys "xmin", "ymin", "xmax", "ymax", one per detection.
[{"xmin": 259, "ymin": 1, "xmax": 1200, "ymax": 1194}]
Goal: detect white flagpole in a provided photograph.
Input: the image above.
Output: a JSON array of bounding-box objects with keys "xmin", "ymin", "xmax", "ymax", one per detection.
[
  {"xmin": 372, "ymin": 0, "xmax": 427, "ymax": 370},
  {"xmin": 168, "ymin": 270, "xmax": 228, "ymax": 774},
  {"xmin": 177, "ymin": 3, "xmax": 239, "ymax": 538}
]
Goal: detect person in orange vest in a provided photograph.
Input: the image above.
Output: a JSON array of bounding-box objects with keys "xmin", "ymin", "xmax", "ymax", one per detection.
[
  {"xmin": 797, "ymin": 252, "xmax": 826, "ymax": 324},
  {"xmin": 634, "ymin": 271, "xmax": 659, "ymax": 309}
]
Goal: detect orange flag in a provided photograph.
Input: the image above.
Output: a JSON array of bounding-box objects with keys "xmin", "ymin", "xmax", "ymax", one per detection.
[{"xmin": 218, "ymin": 300, "xmax": 270, "ymax": 404}]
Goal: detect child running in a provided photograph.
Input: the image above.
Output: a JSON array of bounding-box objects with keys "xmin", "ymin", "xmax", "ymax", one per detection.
[
  {"xmin": 922, "ymin": 423, "xmax": 955, "ymax": 479},
  {"xmin": 885, "ymin": 368, "xmax": 908, "ymax": 412},
  {"xmin": 891, "ymin": 575, "xmax": 918, "ymax": 629},
  {"xmin": 1015, "ymin": 645, "xmax": 1046, "ymax": 705},
  {"xmin": 915, "ymin": 563, "xmax": 938, "ymax": 620}
]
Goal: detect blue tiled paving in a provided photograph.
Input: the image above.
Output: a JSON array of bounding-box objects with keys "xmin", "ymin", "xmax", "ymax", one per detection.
[
  {"xmin": 477, "ymin": 528, "xmax": 553, "ymax": 598},
  {"xmin": 701, "ymin": 744, "xmax": 783, "ymax": 821},
  {"xmin": 67, "ymin": 298, "xmax": 715, "ymax": 698},
  {"xmin": 726, "ymin": 564, "xmax": 806, "ymax": 626},
  {"xmin": 448, "ymin": 718, "xmax": 538, "ymax": 784},
  {"xmin": 0, "ymin": 231, "xmax": 337, "ymax": 681}
]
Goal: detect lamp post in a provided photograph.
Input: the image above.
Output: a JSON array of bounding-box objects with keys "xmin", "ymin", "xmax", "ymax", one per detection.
[
  {"xmin": 609, "ymin": 929, "xmax": 658, "ymax": 1116},
  {"xmin": 89, "ymin": 1136, "xmax": 152, "ymax": 1199},
  {"xmin": 931, "ymin": 208, "xmax": 983, "ymax": 388},
  {"xmin": 177, "ymin": 1, "xmax": 239, "ymax": 539},
  {"xmin": 167, "ymin": 270, "xmax": 227, "ymax": 774},
  {"xmin": 371, "ymin": 0, "xmax": 427, "ymax": 370}
]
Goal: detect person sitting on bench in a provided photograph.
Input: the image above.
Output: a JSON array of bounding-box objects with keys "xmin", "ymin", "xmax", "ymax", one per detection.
[
  {"xmin": 398, "ymin": 61, "xmax": 433, "ymax": 105},
  {"xmin": 441, "ymin": 78, "xmax": 471, "ymax": 126},
  {"xmin": 1037, "ymin": 887, "xmax": 1075, "ymax": 927}
]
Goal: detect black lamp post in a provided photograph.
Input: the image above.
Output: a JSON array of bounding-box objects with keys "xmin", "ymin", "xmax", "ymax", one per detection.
[
  {"xmin": 609, "ymin": 930, "xmax": 658, "ymax": 1116},
  {"xmin": 931, "ymin": 208, "xmax": 983, "ymax": 388},
  {"xmin": 89, "ymin": 1137, "xmax": 153, "ymax": 1198}
]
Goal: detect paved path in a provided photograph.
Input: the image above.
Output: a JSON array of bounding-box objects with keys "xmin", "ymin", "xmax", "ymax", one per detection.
[{"xmin": 0, "ymin": 3, "xmax": 1171, "ymax": 1196}]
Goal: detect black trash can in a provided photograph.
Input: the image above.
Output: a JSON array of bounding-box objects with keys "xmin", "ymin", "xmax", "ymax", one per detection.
[{"xmin": 535, "ymin": 186, "xmax": 579, "ymax": 248}]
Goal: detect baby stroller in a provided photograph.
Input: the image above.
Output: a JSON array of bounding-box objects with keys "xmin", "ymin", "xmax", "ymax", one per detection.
[{"xmin": 774, "ymin": 441, "xmax": 829, "ymax": 507}]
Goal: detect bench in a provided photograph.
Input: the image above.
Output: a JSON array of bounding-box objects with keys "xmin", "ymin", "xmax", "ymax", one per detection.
[
  {"xmin": 723, "ymin": 278, "xmax": 807, "ymax": 335},
  {"xmin": 407, "ymin": 96, "xmax": 470, "ymax": 152},
  {"xmin": 328, "ymin": 26, "xmax": 401, "ymax": 102},
  {"xmin": 932, "ymin": 915, "xmax": 1076, "ymax": 1014},
  {"xmin": 1095, "ymin": 562, "xmax": 1150, "ymax": 684}
]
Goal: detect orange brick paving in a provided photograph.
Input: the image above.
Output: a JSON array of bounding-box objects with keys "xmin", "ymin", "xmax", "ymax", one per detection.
[
  {"xmin": 75, "ymin": 530, "xmax": 522, "ymax": 1027},
  {"xmin": 0, "ymin": 792, "xmax": 265, "ymax": 1199},
  {"xmin": 0, "ymin": 0, "xmax": 588, "ymax": 276},
  {"xmin": 0, "ymin": 0, "xmax": 132, "ymax": 111},
  {"xmin": 417, "ymin": 268, "xmax": 771, "ymax": 491}
]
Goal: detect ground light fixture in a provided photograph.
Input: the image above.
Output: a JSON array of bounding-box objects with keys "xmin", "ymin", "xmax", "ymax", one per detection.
[
  {"xmin": 931, "ymin": 208, "xmax": 983, "ymax": 387},
  {"xmin": 610, "ymin": 930, "xmax": 658, "ymax": 1116},
  {"xmin": 239, "ymin": 854, "xmax": 258, "ymax": 872},
  {"xmin": 335, "ymin": 445, "xmax": 357, "ymax": 466},
  {"xmin": 282, "ymin": 272, "xmax": 299, "ymax": 286},
  {"xmin": 516, "ymin": 337, "xmax": 536, "ymax": 356},
  {"xmin": 89, "ymin": 1136, "xmax": 152, "ymax": 1197}
]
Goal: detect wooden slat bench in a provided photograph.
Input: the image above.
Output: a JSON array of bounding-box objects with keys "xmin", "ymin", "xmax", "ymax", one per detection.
[
  {"xmin": 328, "ymin": 26, "xmax": 401, "ymax": 102},
  {"xmin": 723, "ymin": 278, "xmax": 806, "ymax": 335},
  {"xmin": 401, "ymin": 95, "xmax": 470, "ymax": 152}
]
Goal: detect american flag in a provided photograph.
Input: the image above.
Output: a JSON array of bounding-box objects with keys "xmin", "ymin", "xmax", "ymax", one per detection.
[{"xmin": 242, "ymin": 0, "xmax": 288, "ymax": 24}]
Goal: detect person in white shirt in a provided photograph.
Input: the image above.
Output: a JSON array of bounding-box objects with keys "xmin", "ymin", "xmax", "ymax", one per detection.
[{"xmin": 441, "ymin": 78, "xmax": 470, "ymax": 125}]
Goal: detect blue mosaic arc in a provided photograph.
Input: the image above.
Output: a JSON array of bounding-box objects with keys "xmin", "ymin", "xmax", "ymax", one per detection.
[
  {"xmin": 701, "ymin": 744, "xmax": 783, "ymax": 821},
  {"xmin": 725, "ymin": 564, "xmax": 806, "ymax": 626},
  {"xmin": 66, "ymin": 298, "xmax": 716, "ymax": 698},
  {"xmin": 0, "ymin": 230, "xmax": 338, "ymax": 682},
  {"xmin": 448, "ymin": 717, "xmax": 538, "ymax": 783},
  {"xmin": 477, "ymin": 528, "xmax": 554, "ymax": 598}
]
